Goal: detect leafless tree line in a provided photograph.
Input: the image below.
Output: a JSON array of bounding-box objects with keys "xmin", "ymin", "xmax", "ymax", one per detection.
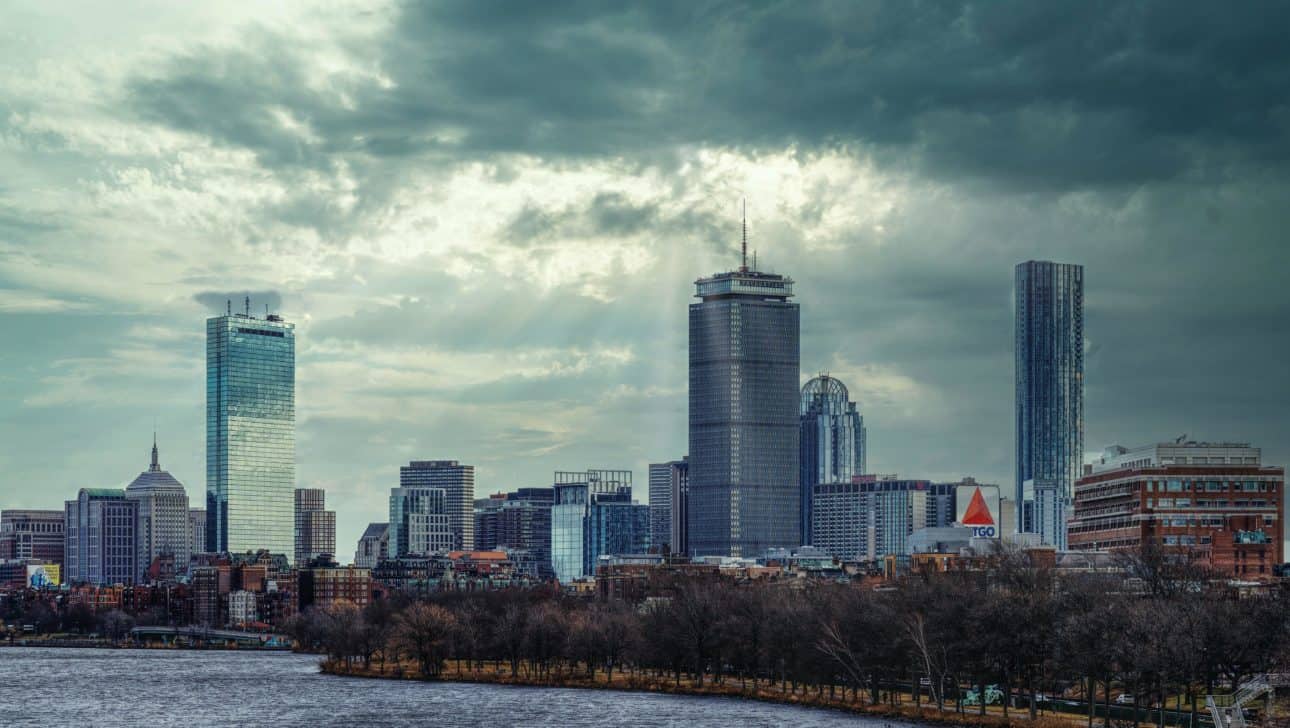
[{"xmin": 289, "ymin": 546, "xmax": 1290, "ymax": 726}]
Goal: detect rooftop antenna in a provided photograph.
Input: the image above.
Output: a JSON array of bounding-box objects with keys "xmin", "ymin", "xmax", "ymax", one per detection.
[
  {"xmin": 227, "ymin": 299, "xmax": 231, "ymax": 316},
  {"xmin": 244, "ymin": 296, "xmax": 250, "ymax": 316},
  {"xmin": 265, "ymin": 303, "xmax": 269, "ymax": 318},
  {"xmin": 740, "ymin": 198, "xmax": 748, "ymax": 272},
  {"xmin": 753, "ymin": 249, "xmax": 757, "ymax": 271}
]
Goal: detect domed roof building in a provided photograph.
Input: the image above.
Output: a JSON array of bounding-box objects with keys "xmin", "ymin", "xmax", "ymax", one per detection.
[
  {"xmin": 125, "ymin": 437, "xmax": 191, "ymax": 582},
  {"xmin": 800, "ymin": 374, "xmax": 867, "ymax": 545}
]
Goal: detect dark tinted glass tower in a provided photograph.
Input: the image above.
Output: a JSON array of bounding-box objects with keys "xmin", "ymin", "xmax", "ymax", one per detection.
[
  {"xmin": 206, "ymin": 306, "xmax": 295, "ymax": 561},
  {"xmin": 799, "ymin": 375, "xmax": 866, "ymax": 545},
  {"xmin": 688, "ymin": 241, "xmax": 800, "ymax": 557},
  {"xmin": 1015, "ymin": 260, "xmax": 1084, "ymax": 545}
]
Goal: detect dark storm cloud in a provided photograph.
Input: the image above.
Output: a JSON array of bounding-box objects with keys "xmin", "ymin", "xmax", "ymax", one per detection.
[{"xmin": 125, "ymin": 0, "xmax": 1290, "ymax": 191}]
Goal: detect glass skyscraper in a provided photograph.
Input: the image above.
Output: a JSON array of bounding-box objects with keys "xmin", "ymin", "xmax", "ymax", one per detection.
[
  {"xmin": 389, "ymin": 486, "xmax": 454, "ymax": 557},
  {"xmin": 647, "ymin": 458, "xmax": 688, "ymax": 554},
  {"xmin": 206, "ymin": 308, "xmax": 296, "ymax": 561},
  {"xmin": 550, "ymin": 470, "xmax": 645, "ymax": 582},
  {"xmin": 688, "ymin": 258, "xmax": 800, "ymax": 557},
  {"xmin": 799, "ymin": 375, "xmax": 866, "ymax": 545},
  {"xmin": 1014, "ymin": 260, "xmax": 1084, "ymax": 544}
]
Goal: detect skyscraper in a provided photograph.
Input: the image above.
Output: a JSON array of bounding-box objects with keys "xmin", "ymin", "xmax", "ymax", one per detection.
[
  {"xmin": 64, "ymin": 489, "xmax": 137, "ymax": 586},
  {"xmin": 206, "ymin": 304, "xmax": 296, "ymax": 561},
  {"xmin": 294, "ymin": 488, "xmax": 336, "ymax": 565},
  {"xmin": 799, "ymin": 375, "xmax": 866, "ymax": 545},
  {"xmin": 126, "ymin": 437, "xmax": 191, "ymax": 582},
  {"xmin": 399, "ymin": 460, "xmax": 475, "ymax": 550},
  {"xmin": 688, "ymin": 220, "xmax": 800, "ymax": 557},
  {"xmin": 647, "ymin": 458, "xmax": 688, "ymax": 554},
  {"xmin": 1014, "ymin": 261, "xmax": 1084, "ymax": 546}
]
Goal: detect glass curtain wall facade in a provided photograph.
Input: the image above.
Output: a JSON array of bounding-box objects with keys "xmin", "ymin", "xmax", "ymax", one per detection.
[
  {"xmin": 206, "ymin": 311, "xmax": 296, "ymax": 561},
  {"xmin": 551, "ymin": 470, "xmax": 638, "ymax": 582},
  {"xmin": 1015, "ymin": 261, "xmax": 1084, "ymax": 543},
  {"xmin": 689, "ymin": 267, "xmax": 800, "ymax": 557},
  {"xmin": 799, "ymin": 375, "xmax": 866, "ymax": 545},
  {"xmin": 810, "ymin": 479, "xmax": 954, "ymax": 562}
]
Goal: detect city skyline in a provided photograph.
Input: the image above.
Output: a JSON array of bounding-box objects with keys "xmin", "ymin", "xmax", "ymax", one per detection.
[{"xmin": 3, "ymin": 2, "xmax": 1289, "ymax": 558}]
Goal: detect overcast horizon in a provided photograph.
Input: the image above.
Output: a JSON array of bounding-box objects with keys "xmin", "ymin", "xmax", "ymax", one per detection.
[{"xmin": 2, "ymin": 1, "xmax": 1288, "ymax": 556}]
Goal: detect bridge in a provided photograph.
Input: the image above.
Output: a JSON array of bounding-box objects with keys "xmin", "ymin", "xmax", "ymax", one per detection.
[
  {"xmin": 1206, "ymin": 674, "xmax": 1290, "ymax": 728},
  {"xmin": 130, "ymin": 625, "xmax": 292, "ymax": 649}
]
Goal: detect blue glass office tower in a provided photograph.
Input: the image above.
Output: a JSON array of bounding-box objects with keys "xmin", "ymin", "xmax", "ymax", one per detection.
[
  {"xmin": 1015, "ymin": 261, "xmax": 1084, "ymax": 543},
  {"xmin": 689, "ymin": 254, "xmax": 800, "ymax": 557},
  {"xmin": 206, "ymin": 307, "xmax": 296, "ymax": 561},
  {"xmin": 550, "ymin": 470, "xmax": 647, "ymax": 582},
  {"xmin": 799, "ymin": 375, "xmax": 866, "ymax": 546}
]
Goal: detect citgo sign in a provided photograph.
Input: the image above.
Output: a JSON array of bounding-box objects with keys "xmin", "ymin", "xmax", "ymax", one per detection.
[{"xmin": 955, "ymin": 484, "xmax": 1001, "ymax": 538}]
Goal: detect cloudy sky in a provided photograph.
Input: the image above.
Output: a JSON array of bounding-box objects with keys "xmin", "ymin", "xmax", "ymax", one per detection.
[{"xmin": 2, "ymin": 1, "xmax": 1288, "ymax": 555}]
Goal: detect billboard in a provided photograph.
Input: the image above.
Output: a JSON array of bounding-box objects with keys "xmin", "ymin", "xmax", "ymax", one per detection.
[
  {"xmin": 955, "ymin": 483, "xmax": 1001, "ymax": 538},
  {"xmin": 27, "ymin": 563, "xmax": 60, "ymax": 588}
]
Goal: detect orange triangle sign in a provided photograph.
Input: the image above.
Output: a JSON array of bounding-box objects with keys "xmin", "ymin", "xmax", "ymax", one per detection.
[{"xmin": 961, "ymin": 487, "xmax": 994, "ymax": 526}]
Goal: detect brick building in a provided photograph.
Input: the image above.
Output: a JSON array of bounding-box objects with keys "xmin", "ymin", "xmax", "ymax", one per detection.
[{"xmin": 1069, "ymin": 441, "xmax": 1284, "ymax": 577}]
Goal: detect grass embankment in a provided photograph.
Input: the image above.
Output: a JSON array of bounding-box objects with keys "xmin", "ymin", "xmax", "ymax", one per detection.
[{"xmin": 319, "ymin": 659, "xmax": 1079, "ymax": 728}]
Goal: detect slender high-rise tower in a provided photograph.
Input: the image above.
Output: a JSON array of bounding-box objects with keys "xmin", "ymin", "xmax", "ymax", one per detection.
[
  {"xmin": 1014, "ymin": 260, "xmax": 1084, "ymax": 548},
  {"xmin": 799, "ymin": 374, "xmax": 866, "ymax": 546},
  {"xmin": 688, "ymin": 209, "xmax": 800, "ymax": 557},
  {"xmin": 206, "ymin": 306, "xmax": 296, "ymax": 560}
]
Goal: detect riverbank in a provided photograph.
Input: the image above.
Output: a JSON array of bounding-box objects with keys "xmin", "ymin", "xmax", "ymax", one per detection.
[{"xmin": 319, "ymin": 660, "xmax": 1076, "ymax": 728}]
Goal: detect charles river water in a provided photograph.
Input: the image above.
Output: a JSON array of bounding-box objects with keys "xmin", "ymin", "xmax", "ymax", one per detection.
[{"xmin": 0, "ymin": 647, "xmax": 912, "ymax": 727}]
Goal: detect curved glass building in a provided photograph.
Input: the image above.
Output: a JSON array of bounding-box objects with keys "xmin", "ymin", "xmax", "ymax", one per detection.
[{"xmin": 799, "ymin": 375, "xmax": 866, "ymax": 545}]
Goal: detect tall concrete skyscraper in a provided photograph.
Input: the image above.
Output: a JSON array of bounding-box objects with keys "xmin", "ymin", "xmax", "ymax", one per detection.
[
  {"xmin": 206, "ymin": 303, "xmax": 296, "ymax": 561},
  {"xmin": 799, "ymin": 375, "xmax": 866, "ymax": 546},
  {"xmin": 688, "ymin": 216, "xmax": 800, "ymax": 557},
  {"xmin": 1015, "ymin": 260, "xmax": 1084, "ymax": 547},
  {"xmin": 399, "ymin": 460, "xmax": 474, "ymax": 550}
]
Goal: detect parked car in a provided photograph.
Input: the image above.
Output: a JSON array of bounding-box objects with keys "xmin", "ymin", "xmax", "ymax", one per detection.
[{"xmin": 1115, "ymin": 694, "xmax": 1136, "ymax": 705}]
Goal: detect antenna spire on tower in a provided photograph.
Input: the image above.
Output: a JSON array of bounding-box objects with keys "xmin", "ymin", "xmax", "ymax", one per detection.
[
  {"xmin": 740, "ymin": 198, "xmax": 748, "ymax": 272},
  {"xmin": 245, "ymin": 296, "xmax": 250, "ymax": 316},
  {"xmin": 150, "ymin": 431, "xmax": 160, "ymax": 472}
]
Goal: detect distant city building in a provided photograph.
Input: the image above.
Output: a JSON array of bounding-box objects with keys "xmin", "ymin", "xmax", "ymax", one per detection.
[
  {"xmin": 811, "ymin": 476, "xmax": 956, "ymax": 562},
  {"xmin": 294, "ymin": 488, "xmax": 336, "ymax": 565},
  {"xmin": 400, "ymin": 460, "xmax": 475, "ymax": 551},
  {"xmin": 206, "ymin": 305, "xmax": 296, "ymax": 561},
  {"xmin": 354, "ymin": 522, "xmax": 389, "ymax": 569},
  {"xmin": 799, "ymin": 375, "xmax": 867, "ymax": 546},
  {"xmin": 689, "ymin": 237, "xmax": 800, "ymax": 557},
  {"xmin": 389, "ymin": 486, "xmax": 454, "ymax": 557},
  {"xmin": 298, "ymin": 565, "xmax": 371, "ymax": 612},
  {"xmin": 1014, "ymin": 260, "xmax": 1083, "ymax": 547},
  {"xmin": 189, "ymin": 508, "xmax": 206, "ymax": 557},
  {"xmin": 473, "ymin": 488, "xmax": 554, "ymax": 578},
  {"xmin": 228, "ymin": 590, "xmax": 257, "ymax": 626},
  {"xmin": 551, "ymin": 470, "xmax": 648, "ymax": 582},
  {"xmin": 647, "ymin": 458, "xmax": 688, "ymax": 554},
  {"xmin": 125, "ymin": 437, "xmax": 191, "ymax": 582},
  {"xmin": 1070, "ymin": 441, "xmax": 1285, "ymax": 577},
  {"xmin": 0, "ymin": 510, "xmax": 64, "ymax": 569},
  {"xmin": 64, "ymin": 489, "xmax": 137, "ymax": 586}
]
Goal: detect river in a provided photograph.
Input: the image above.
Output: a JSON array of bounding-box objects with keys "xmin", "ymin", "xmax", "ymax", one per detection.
[{"xmin": 0, "ymin": 647, "xmax": 910, "ymax": 727}]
